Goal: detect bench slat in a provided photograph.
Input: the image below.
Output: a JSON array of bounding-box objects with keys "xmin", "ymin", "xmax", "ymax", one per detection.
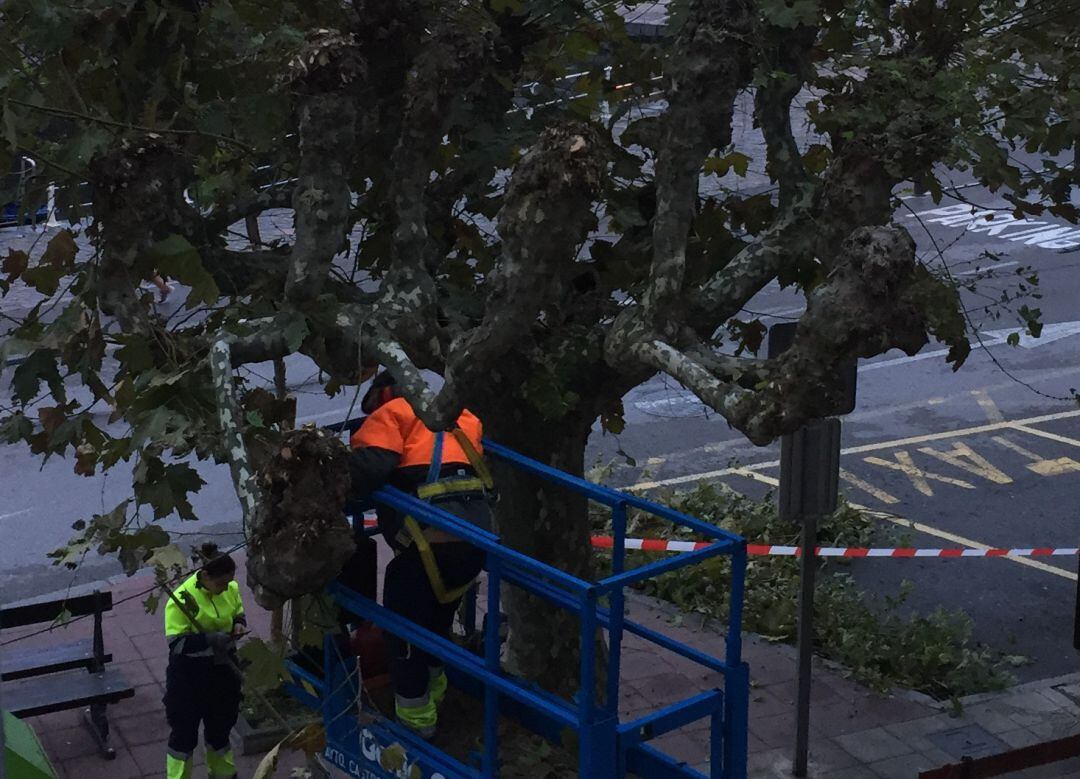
[
  {"xmin": 4, "ymin": 669, "xmax": 135, "ymax": 717},
  {"xmin": 1, "ymin": 639, "xmax": 112, "ymax": 681},
  {"xmin": 1, "ymin": 591, "xmax": 114, "ymax": 629}
]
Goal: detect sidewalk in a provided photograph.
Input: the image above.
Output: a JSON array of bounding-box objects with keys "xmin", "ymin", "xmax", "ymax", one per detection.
[{"xmin": 6, "ymin": 556, "xmax": 1080, "ymax": 779}]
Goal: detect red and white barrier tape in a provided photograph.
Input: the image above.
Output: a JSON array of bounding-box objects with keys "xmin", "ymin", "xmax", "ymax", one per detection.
[
  {"xmin": 590, "ymin": 536, "xmax": 1080, "ymax": 558},
  {"xmin": 359, "ymin": 517, "xmax": 1078, "ymax": 559}
]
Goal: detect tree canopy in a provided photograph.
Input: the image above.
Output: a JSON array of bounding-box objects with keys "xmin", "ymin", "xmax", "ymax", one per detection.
[{"xmin": 1, "ymin": 0, "xmax": 1078, "ymax": 625}]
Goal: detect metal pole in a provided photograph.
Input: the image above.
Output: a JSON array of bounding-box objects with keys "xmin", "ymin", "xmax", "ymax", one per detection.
[
  {"xmin": 1, "ymin": 596, "xmax": 6, "ymax": 779},
  {"xmin": 792, "ymin": 513, "xmax": 819, "ymax": 777},
  {"xmin": 1074, "ymin": 553, "xmax": 1080, "ymax": 651}
]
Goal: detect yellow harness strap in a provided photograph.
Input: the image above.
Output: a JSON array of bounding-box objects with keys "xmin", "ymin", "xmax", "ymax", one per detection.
[
  {"xmin": 415, "ymin": 477, "xmax": 485, "ymax": 501},
  {"xmin": 450, "ymin": 429, "xmax": 494, "ymax": 490},
  {"xmin": 402, "ymin": 516, "xmax": 476, "ymax": 605},
  {"xmin": 395, "ymin": 427, "xmax": 493, "ymax": 605}
]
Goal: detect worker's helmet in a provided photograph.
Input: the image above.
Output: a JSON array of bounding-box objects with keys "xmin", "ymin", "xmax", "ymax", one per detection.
[{"xmin": 361, "ymin": 371, "xmax": 398, "ymax": 414}]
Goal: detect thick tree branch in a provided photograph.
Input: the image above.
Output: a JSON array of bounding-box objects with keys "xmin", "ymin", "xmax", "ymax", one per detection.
[
  {"xmin": 437, "ymin": 122, "xmax": 608, "ymax": 423},
  {"xmin": 203, "ymin": 185, "xmax": 295, "ymax": 237},
  {"xmin": 90, "ymin": 140, "xmax": 200, "ymax": 335},
  {"xmin": 755, "ymin": 79, "xmax": 810, "ymax": 211},
  {"xmin": 285, "ymin": 31, "xmax": 364, "ymax": 304},
  {"xmin": 628, "ymin": 337, "xmax": 755, "ymax": 420},
  {"xmin": 376, "ymin": 15, "xmax": 494, "ymax": 350},
  {"xmin": 638, "ymin": 225, "xmax": 963, "ymax": 444},
  {"xmin": 209, "ymin": 339, "xmax": 259, "ymax": 530},
  {"xmin": 641, "ymin": 0, "xmax": 755, "ymax": 323}
]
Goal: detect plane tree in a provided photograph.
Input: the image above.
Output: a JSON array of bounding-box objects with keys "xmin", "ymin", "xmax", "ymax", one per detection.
[{"xmin": 1, "ymin": 0, "xmax": 1077, "ymax": 687}]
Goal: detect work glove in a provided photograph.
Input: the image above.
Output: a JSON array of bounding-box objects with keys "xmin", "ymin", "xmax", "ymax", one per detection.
[{"xmin": 206, "ymin": 631, "xmax": 235, "ymax": 665}]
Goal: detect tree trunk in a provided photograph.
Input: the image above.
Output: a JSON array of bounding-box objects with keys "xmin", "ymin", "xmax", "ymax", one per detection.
[{"xmin": 483, "ymin": 402, "xmax": 599, "ymax": 697}]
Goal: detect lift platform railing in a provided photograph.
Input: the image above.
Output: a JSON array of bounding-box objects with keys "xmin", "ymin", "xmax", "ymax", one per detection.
[{"xmin": 285, "ymin": 438, "xmax": 749, "ymax": 779}]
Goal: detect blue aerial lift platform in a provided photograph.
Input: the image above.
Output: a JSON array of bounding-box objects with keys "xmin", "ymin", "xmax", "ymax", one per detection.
[{"xmin": 284, "ymin": 438, "xmax": 749, "ymax": 779}]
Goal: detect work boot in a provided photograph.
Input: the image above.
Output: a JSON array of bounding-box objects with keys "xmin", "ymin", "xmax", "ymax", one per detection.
[
  {"xmin": 166, "ymin": 751, "xmax": 193, "ymax": 779},
  {"xmin": 207, "ymin": 745, "xmax": 238, "ymax": 778},
  {"xmin": 395, "ymin": 693, "xmax": 437, "ymax": 739}
]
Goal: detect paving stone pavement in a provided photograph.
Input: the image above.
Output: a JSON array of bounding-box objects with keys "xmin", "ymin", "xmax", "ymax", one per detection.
[{"xmin": 4, "ymin": 554, "xmax": 1079, "ymax": 778}]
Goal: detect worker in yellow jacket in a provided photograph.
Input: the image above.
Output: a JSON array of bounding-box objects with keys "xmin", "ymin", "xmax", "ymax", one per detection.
[{"xmin": 164, "ymin": 544, "xmax": 246, "ymax": 779}]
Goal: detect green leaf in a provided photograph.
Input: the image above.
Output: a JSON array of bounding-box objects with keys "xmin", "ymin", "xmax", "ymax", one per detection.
[
  {"xmin": 600, "ymin": 400, "xmax": 626, "ymax": 435},
  {"xmin": 21, "ymin": 264, "xmax": 64, "ymax": 296},
  {"xmin": 147, "ymin": 543, "xmax": 187, "ymax": 575},
  {"xmin": 282, "ymin": 317, "xmax": 309, "ymax": 352},
  {"xmin": 239, "ymin": 638, "xmax": 290, "ymax": 692},
  {"xmin": 1006, "ymin": 332, "xmax": 1020, "ymax": 347},
  {"xmin": 12, "ymin": 350, "xmax": 64, "ymax": 405},
  {"xmin": 42, "ymin": 230, "xmax": 78, "ymax": 269},
  {"xmin": 760, "ymin": 0, "xmax": 819, "ymax": 27},
  {"xmin": 802, "ymin": 144, "xmax": 831, "ymax": 174},
  {"xmin": 2, "ymin": 249, "xmax": 28, "ymax": 282},
  {"xmin": 704, "ymin": 152, "xmax": 751, "ymax": 178},
  {"xmin": 134, "ymin": 457, "xmax": 206, "ymax": 519},
  {"xmin": 149, "ymin": 234, "xmax": 220, "ymax": 308},
  {"xmin": 115, "ymin": 335, "xmax": 156, "ymax": 373},
  {"xmin": 0, "ymin": 412, "xmax": 33, "ymax": 443}
]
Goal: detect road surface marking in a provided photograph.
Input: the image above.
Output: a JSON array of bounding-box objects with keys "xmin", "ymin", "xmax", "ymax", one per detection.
[
  {"xmin": 857, "ymin": 508, "xmax": 1077, "ymax": 582},
  {"xmin": 992, "ymin": 435, "xmax": 1080, "ymax": 477},
  {"xmin": 906, "ymin": 204, "xmax": 1080, "ymax": 250},
  {"xmin": 840, "ymin": 469, "xmax": 900, "ymax": 504},
  {"xmin": 628, "ymin": 408, "xmax": 1080, "ymax": 490},
  {"xmin": 0, "ymin": 508, "xmax": 32, "ymax": 521},
  {"xmin": 916, "ymin": 442, "xmax": 1012, "ymax": 485},
  {"xmin": 730, "ymin": 468, "xmax": 779, "ymax": 487},
  {"xmin": 972, "ymin": 390, "xmax": 1005, "ymax": 423},
  {"xmin": 863, "ymin": 450, "xmax": 975, "ymax": 496},
  {"xmin": 955, "ymin": 261, "xmax": 1019, "ymax": 277},
  {"xmin": 1009, "ymin": 423, "xmax": 1080, "ymax": 450}
]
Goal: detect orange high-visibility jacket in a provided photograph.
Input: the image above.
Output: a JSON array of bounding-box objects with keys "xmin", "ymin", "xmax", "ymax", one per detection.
[{"xmin": 350, "ymin": 397, "xmax": 484, "ymax": 467}]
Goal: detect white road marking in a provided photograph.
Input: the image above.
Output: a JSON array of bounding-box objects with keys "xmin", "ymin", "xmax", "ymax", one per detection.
[
  {"xmin": 0, "ymin": 508, "xmax": 33, "ymax": 521},
  {"xmin": 859, "ymin": 320, "xmax": 1080, "ymax": 373},
  {"xmin": 955, "ymin": 261, "xmax": 1019, "ymax": 276},
  {"xmin": 972, "ymin": 390, "xmax": 1005, "ymax": 423}
]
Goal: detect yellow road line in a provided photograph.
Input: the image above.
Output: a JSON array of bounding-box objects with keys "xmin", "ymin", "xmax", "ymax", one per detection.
[
  {"xmin": 992, "ymin": 434, "xmax": 1080, "ymax": 476},
  {"xmin": 729, "ymin": 468, "xmax": 780, "ymax": 487},
  {"xmin": 864, "ymin": 451, "xmax": 975, "ymax": 495},
  {"xmin": 840, "ymin": 468, "xmax": 900, "ymax": 504},
  {"xmin": 626, "ymin": 408, "xmax": 1080, "ymax": 582},
  {"xmin": 629, "ymin": 407, "xmax": 1080, "ymax": 490},
  {"xmin": 917, "ymin": 442, "xmax": 1012, "ymax": 485},
  {"xmin": 857, "ymin": 506, "xmax": 1077, "ymax": 582}
]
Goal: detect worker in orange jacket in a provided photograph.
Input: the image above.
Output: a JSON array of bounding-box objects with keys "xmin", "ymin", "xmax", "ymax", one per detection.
[{"xmin": 347, "ymin": 371, "xmax": 491, "ymax": 737}]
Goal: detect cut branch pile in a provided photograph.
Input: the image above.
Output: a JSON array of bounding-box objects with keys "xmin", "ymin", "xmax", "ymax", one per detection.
[{"xmin": 246, "ymin": 428, "xmax": 355, "ymax": 610}]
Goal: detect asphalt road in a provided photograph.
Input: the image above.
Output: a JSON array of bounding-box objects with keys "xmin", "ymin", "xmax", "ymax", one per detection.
[{"xmin": 596, "ymin": 187, "xmax": 1080, "ymax": 683}]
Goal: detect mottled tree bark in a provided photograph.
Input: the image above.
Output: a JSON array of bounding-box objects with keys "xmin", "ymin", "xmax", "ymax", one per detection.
[{"xmin": 483, "ymin": 400, "xmax": 599, "ymax": 695}]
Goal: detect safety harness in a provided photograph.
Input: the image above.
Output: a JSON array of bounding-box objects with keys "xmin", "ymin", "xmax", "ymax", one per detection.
[{"xmin": 396, "ymin": 428, "xmax": 494, "ymax": 604}]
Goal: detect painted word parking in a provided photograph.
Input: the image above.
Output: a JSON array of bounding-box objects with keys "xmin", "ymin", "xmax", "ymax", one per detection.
[
  {"xmin": 668, "ymin": 404, "xmax": 1080, "ymax": 580},
  {"xmin": 907, "ymin": 203, "xmax": 1080, "ymax": 250}
]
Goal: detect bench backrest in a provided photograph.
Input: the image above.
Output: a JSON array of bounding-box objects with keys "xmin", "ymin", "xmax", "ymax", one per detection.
[{"xmin": 1, "ymin": 590, "xmax": 113, "ymax": 630}]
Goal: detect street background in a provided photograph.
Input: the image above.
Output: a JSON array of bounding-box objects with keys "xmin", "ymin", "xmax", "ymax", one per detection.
[{"xmin": 2, "ymin": 82, "xmax": 1079, "ymax": 688}]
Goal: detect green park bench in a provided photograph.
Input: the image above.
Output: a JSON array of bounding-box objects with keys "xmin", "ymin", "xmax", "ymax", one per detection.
[{"xmin": 1, "ymin": 590, "xmax": 135, "ymax": 759}]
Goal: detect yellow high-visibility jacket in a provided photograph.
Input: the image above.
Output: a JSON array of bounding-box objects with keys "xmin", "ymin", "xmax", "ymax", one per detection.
[{"xmin": 164, "ymin": 573, "xmax": 245, "ymax": 658}]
